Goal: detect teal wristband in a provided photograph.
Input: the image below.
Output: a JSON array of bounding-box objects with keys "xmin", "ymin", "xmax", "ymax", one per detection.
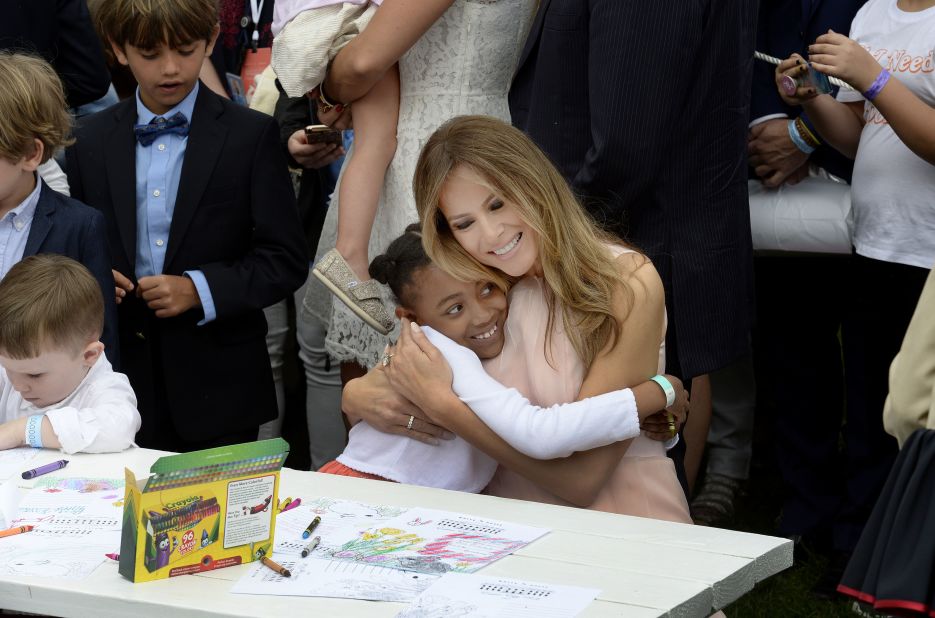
[
  {"xmin": 25, "ymin": 414, "xmax": 44, "ymax": 448},
  {"xmin": 650, "ymin": 375, "xmax": 676, "ymax": 408}
]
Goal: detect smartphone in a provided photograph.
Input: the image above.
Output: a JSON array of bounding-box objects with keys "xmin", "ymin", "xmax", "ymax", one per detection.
[
  {"xmin": 781, "ymin": 62, "xmax": 833, "ymax": 97},
  {"xmin": 305, "ymin": 124, "xmax": 343, "ymax": 145}
]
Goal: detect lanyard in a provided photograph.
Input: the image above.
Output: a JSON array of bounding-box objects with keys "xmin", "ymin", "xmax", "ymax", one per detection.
[
  {"xmin": 249, "ymin": 0, "xmax": 263, "ymax": 45},
  {"xmin": 240, "ymin": 0, "xmax": 264, "ymax": 51}
]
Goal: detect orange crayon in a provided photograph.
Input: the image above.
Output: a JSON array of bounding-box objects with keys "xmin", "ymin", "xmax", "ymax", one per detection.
[
  {"xmin": 259, "ymin": 555, "xmax": 291, "ymax": 577},
  {"xmin": 0, "ymin": 525, "xmax": 34, "ymax": 538}
]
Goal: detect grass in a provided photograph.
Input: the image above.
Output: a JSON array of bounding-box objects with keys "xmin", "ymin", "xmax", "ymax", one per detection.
[{"xmin": 708, "ymin": 454, "xmax": 860, "ymax": 617}]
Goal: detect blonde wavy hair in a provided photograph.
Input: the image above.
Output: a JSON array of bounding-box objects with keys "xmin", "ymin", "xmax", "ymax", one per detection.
[
  {"xmin": 0, "ymin": 53, "xmax": 73, "ymax": 164},
  {"xmin": 413, "ymin": 115, "xmax": 638, "ymax": 367}
]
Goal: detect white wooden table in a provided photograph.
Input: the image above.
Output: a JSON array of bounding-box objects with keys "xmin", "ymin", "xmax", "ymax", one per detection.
[{"xmin": 0, "ymin": 448, "xmax": 792, "ymax": 617}]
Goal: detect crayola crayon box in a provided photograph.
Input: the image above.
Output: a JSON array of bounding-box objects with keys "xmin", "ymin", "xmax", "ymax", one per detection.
[{"xmin": 119, "ymin": 438, "xmax": 289, "ymax": 582}]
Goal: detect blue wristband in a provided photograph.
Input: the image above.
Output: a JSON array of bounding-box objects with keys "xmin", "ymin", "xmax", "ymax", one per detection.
[
  {"xmin": 863, "ymin": 68, "xmax": 891, "ymax": 101},
  {"xmin": 650, "ymin": 375, "xmax": 676, "ymax": 408},
  {"xmin": 25, "ymin": 414, "xmax": 44, "ymax": 448},
  {"xmin": 788, "ymin": 119, "xmax": 816, "ymax": 154}
]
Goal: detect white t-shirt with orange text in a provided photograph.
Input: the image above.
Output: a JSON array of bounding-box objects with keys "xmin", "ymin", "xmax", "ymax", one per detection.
[{"xmin": 838, "ymin": 0, "xmax": 935, "ymax": 268}]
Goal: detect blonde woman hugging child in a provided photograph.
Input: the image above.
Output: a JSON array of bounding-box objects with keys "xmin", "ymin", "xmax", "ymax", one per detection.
[
  {"xmin": 0, "ymin": 256, "xmax": 140, "ymax": 454},
  {"xmin": 346, "ymin": 116, "xmax": 692, "ymax": 521},
  {"xmin": 272, "ymin": 0, "xmax": 399, "ymax": 334},
  {"xmin": 329, "ymin": 224, "xmax": 687, "ymax": 496}
]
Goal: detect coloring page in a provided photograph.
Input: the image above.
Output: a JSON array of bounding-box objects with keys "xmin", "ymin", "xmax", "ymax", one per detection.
[
  {"xmin": 396, "ymin": 573, "xmax": 600, "ymax": 618},
  {"xmin": 0, "ymin": 535, "xmax": 111, "ymax": 580},
  {"xmin": 230, "ymin": 551, "xmax": 437, "ymax": 602},
  {"xmin": 0, "ymin": 482, "xmax": 126, "ymax": 578},
  {"xmin": 272, "ymin": 496, "xmax": 407, "ymax": 556},
  {"xmin": 0, "ymin": 448, "xmax": 39, "ymax": 481},
  {"xmin": 326, "ymin": 508, "xmax": 549, "ymax": 575}
]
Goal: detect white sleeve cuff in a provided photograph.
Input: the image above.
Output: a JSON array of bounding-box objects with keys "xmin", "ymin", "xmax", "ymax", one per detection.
[{"xmin": 749, "ymin": 113, "xmax": 789, "ymax": 128}]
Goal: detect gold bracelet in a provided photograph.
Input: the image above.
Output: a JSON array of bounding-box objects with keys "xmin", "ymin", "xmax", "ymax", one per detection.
[{"xmin": 317, "ymin": 81, "xmax": 342, "ymax": 113}]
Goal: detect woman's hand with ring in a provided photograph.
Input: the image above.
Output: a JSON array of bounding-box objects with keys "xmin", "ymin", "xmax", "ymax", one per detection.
[
  {"xmin": 341, "ymin": 368, "xmax": 453, "ymax": 445},
  {"xmin": 383, "ymin": 319, "xmax": 457, "ymax": 423}
]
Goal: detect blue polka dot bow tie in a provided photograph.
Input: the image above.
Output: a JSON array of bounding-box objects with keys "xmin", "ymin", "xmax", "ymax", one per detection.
[{"xmin": 134, "ymin": 112, "xmax": 190, "ymax": 146}]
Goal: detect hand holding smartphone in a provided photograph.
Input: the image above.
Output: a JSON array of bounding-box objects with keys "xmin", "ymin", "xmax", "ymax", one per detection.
[{"xmin": 305, "ymin": 124, "xmax": 343, "ymax": 145}]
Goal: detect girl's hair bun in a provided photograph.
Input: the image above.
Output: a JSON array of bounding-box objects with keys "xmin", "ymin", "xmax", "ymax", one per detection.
[
  {"xmin": 368, "ymin": 222, "xmax": 432, "ymax": 306},
  {"xmin": 368, "ymin": 255, "xmax": 395, "ymax": 285}
]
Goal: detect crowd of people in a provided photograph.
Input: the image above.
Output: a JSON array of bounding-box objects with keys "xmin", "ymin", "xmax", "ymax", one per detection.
[{"xmin": 0, "ymin": 0, "xmax": 933, "ymax": 613}]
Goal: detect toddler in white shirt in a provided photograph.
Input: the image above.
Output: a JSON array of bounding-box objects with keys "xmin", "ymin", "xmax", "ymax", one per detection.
[{"xmin": 0, "ymin": 255, "xmax": 140, "ymax": 454}]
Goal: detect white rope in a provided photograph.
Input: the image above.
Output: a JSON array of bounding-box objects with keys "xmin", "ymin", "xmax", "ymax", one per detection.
[{"xmin": 754, "ymin": 51, "xmax": 853, "ymax": 90}]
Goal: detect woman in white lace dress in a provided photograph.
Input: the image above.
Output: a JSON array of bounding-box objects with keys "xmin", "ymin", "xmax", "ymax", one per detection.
[{"xmin": 305, "ymin": 0, "xmax": 537, "ymax": 369}]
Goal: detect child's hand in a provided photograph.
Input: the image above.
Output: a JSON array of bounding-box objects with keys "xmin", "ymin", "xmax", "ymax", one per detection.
[
  {"xmin": 308, "ymin": 87, "xmax": 353, "ymax": 130},
  {"xmin": 0, "ymin": 418, "xmax": 25, "ymax": 450},
  {"xmin": 775, "ymin": 54, "xmax": 821, "ymax": 106},
  {"xmin": 809, "ymin": 30, "xmax": 881, "ymax": 93},
  {"xmin": 137, "ymin": 275, "xmax": 201, "ymax": 318},
  {"xmin": 113, "ymin": 269, "xmax": 134, "ymax": 305},
  {"xmin": 640, "ymin": 374, "xmax": 689, "ymax": 441}
]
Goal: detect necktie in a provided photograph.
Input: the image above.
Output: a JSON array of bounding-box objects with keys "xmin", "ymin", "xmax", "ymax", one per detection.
[{"xmin": 134, "ymin": 112, "xmax": 190, "ymax": 146}]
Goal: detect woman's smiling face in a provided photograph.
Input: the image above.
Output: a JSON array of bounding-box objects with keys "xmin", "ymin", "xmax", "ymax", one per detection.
[
  {"xmin": 402, "ymin": 264, "xmax": 507, "ymax": 359},
  {"xmin": 438, "ymin": 165, "xmax": 539, "ymax": 278}
]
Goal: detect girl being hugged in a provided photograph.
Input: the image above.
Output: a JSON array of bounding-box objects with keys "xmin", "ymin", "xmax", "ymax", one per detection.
[{"xmin": 385, "ymin": 115, "xmax": 691, "ymax": 520}]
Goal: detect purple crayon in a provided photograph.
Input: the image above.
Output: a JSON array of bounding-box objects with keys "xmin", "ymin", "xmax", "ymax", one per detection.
[{"xmin": 21, "ymin": 459, "xmax": 68, "ymax": 479}]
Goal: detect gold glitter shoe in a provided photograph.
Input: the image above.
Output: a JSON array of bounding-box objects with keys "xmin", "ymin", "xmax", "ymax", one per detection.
[{"xmin": 312, "ymin": 249, "xmax": 394, "ymax": 335}]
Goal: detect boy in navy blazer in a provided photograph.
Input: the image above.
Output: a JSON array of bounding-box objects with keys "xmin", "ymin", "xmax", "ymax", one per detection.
[
  {"xmin": 65, "ymin": 0, "xmax": 307, "ymax": 452},
  {"xmin": 0, "ymin": 52, "xmax": 118, "ymax": 361}
]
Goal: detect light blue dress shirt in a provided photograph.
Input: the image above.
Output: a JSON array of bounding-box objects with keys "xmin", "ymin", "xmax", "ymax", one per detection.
[
  {"xmin": 134, "ymin": 83, "xmax": 216, "ymax": 323},
  {"xmin": 0, "ymin": 175, "xmax": 41, "ymax": 280}
]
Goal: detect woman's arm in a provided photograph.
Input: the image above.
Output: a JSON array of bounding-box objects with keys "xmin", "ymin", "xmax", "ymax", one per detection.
[
  {"xmin": 324, "ymin": 0, "xmax": 454, "ymax": 102},
  {"xmin": 775, "ymin": 54, "xmax": 865, "ymax": 159},
  {"xmin": 386, "ymin": 255, "xmax": 670, "ymax": 505},
  {"xmin": 809, "ymin": 32, "xmax": 935, "ymax": 165}
]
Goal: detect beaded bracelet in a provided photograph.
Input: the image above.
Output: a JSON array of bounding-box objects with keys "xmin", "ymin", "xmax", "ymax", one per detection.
[
  {"xmin": 863, "ymin": 68, "xmax": 891, "ymax": 101},
  {"xmin": 795, "ymin": 116, "xmax": 821, "ymax": 149},
  {"xmin": 25, "ymin": 414, "xmax": 44, "ymax": 448},
  {"xmin": 788, "ymin": 119, "xmax": 816, "ymax": 154},
  {"xmin": 799, "ymin": 114, "xmax": 822, "ymax": 145}
]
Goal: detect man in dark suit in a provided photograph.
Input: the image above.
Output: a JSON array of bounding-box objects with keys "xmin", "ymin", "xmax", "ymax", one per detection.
[
  {"xmin": 511, "ymin": 0, "xmax": 757, "ymax": 382},
  {"xmin": 510, "ymin": 0, "xmax": 758, "ymax": 491},
  {"xmin": 66, "ymin": 0, "xmax": 307, "ymax": 452}
]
